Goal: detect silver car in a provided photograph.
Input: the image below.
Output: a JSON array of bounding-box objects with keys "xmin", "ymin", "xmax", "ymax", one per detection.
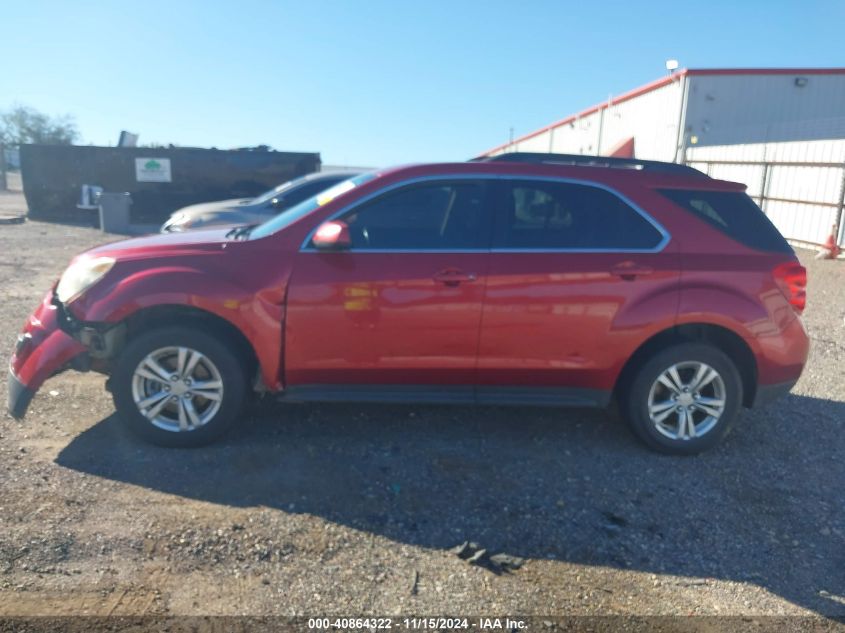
[{"xmin": 161, "ymin": 171, "xmax": 362, "ymax": 232}]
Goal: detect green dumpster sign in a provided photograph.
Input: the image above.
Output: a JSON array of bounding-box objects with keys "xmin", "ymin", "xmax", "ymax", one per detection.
[{"xmin": 135, "ymin": 157, "xmax": 172, "ymax": 182}]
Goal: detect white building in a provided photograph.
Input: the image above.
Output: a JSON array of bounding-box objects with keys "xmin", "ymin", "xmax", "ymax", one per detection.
[{"xmin": 481, "ymin": 68, "xmax": 845, "ymax": 247}]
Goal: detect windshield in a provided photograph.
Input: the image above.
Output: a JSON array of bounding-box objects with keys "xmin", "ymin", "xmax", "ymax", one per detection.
[
  {"xmin": 249, "ymin": 172, "xmax": 378, "ymax": 240},
  {"xmin": 249, "ymin": 177, "xmax": 302, "ymax": 206}
]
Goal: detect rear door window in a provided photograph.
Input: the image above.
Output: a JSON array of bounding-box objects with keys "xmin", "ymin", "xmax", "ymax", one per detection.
[
  {"xmin": 492, "ymin": 179, "xmax": 665, "ymax": 250},
  {"xmin": 659, "ymin": 189, "xmax": 792, "ymax": 253}
]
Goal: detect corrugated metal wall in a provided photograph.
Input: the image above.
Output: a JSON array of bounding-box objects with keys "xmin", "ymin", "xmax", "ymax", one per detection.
[
  {"xmin": 686, "ymin": 139, "xmax": 845, "ymax": 247},
  {"xmin": 489, "ymin": 78, "xmax": 685, "ymax": 161},
  {"xmin": 685, "ymin": 73, "xmax": 845, "ymax": 147},
  {"xmin": 490, "ymin": 72, "xmax": 845, "ymax": 161},
  {"xmin": 596, "ymin": 81, "xmax": 683, "ymax": 160},
  {"xmin": 485, "ymin": 71, "xmax": 845, "ymax": 249}
]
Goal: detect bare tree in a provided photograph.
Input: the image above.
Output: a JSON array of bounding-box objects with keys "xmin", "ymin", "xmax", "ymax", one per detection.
[{"xmin": 0, "ymin": 104, "xmax": 79, "ymax": 146}]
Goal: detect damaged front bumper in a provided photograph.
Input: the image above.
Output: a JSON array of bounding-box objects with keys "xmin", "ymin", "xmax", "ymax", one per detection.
[
  {"xmin": 7, "ymin": 291, "xmax": 88, "ymax": 419},
  {"xmin": 7, "ymin": 368, "xmax": 34, "ymax": 419}
]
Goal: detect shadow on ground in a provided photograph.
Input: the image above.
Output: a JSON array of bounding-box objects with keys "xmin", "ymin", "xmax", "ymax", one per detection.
[{"xmin": 56, "ymin": 393, "xmax": 845, "ymax": 615}]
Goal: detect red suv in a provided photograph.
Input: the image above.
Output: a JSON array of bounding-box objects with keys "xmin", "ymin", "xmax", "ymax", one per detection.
[{"xmin": 8, "ymin": 154, "xmax": 809, "ymax": 454}]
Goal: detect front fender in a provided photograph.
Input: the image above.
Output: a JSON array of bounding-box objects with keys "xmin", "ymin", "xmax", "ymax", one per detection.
[{"xmin": 71, "ymin": 264, "xmax": 286, "ymax": 390}]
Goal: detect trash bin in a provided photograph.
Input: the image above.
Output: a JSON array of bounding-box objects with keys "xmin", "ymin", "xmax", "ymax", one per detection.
[{"xmin": 98, "ymin": 192, "xmax": 132, "ymax": 233}]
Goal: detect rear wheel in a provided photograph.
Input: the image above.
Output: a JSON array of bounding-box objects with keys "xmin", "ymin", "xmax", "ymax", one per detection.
[
  {"xmin": 112, "ymin": 327, "xmax": 247, "ymax": 447},
  {"xmin": 621, "ymin": 343, "xmax": 742, "ymax": 455}
]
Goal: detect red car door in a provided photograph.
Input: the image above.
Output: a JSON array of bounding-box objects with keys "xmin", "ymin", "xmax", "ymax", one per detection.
[
  {"xmin": 476, "ymin": 178, "xmax": 680, "ymax": 405},
  {"xmin": 284, "ymin": 179, "xmax": 492, "ymax": 400}
]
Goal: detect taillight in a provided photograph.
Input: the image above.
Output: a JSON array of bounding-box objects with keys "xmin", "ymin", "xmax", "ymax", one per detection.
[{"xmin": 773, "ymin": 261, "xmax": 807, "ymax": 314}]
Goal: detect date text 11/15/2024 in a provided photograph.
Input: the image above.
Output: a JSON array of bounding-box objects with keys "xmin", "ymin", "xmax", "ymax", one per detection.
[{"xmin": 307, "ymin": 617, "xmax": 527, "ymax": 630}]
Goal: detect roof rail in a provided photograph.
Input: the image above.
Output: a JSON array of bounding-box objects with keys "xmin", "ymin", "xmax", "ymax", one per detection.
[{"xmin": 473, "ymin": 152, "xmax": 708, "ymax": 177}]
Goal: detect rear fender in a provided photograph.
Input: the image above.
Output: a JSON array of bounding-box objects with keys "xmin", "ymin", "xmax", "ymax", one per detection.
[{"xmin": 678, "ymin": 282, "xmax": 807, "ymax": 385}]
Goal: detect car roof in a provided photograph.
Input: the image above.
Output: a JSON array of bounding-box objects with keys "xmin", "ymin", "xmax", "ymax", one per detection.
[
  {"xmin": 370, "ymin": 161, "xmax": 745, "ymax": 192},
  {"xmin": 475, "ymin": 152, "xmax": 706, "ymax": 177}
]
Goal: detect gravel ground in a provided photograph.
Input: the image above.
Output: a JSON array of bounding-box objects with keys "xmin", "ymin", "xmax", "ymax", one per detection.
[{"xmin": 0, "ymin": 206, "xmax": 843, "ymax": 620}]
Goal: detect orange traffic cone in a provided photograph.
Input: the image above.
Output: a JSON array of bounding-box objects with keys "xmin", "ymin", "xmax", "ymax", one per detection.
[{"xmin": 816, "ymin": 223, "xmax": 842, "ymax": 260}]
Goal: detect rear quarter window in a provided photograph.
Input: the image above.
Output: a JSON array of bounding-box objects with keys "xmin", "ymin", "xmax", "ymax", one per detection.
[
  {"xmin": 495, "ymin": 180, "xmax": 665, "ymax": 250},
  {"xmin": 659, "ymin": 189, "xmax": 792, "ymax": 253}
]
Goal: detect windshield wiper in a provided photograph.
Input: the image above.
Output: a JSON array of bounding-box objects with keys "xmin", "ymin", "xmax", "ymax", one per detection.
[{"xmin": 225, "ymin": 224, "xmax": 258, "ymax": 240}]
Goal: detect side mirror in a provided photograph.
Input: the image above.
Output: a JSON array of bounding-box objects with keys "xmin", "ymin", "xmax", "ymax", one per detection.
[{"xmin": 312, "ymin": 220, "xmax": 351, "ymax": 250}]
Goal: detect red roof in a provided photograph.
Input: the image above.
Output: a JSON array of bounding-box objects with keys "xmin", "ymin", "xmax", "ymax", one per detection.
[{"xmin": 480, "ymin": 68, "xmax": 845, "ymax": 157}]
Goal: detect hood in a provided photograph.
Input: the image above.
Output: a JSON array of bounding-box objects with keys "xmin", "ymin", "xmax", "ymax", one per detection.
[
  {"xmin": 162, "ymin": 198, "xmax": 267, "ymax": 232},
  {"xmin": 165, "ymin": 208, "xmax": 271, "ymax": 232},
  {"xmin": 171, "ymin": 199, "xmax": 254, "ymax": 217},
  {"xmin": 84, "ymin": 227, "xmax": 238, "ymax": 261}
]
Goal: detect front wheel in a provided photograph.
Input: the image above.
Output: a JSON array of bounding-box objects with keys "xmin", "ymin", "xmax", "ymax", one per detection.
[
  {"xmin": 621, "ymin": 343, "xmax": 743, "ymax": 455},
  {"xmin": 112, "ymin": 327, "xmax": 247, "ymax": 447}
]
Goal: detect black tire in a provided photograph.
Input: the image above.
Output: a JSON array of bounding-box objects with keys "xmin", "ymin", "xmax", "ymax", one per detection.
[
  {"xmin": 111, "ymin": 327, "xmax": 247, "ymax": 447},
  {"xmin": 620, "ymin": 342, "xmax": 743, "ymax": 455}
]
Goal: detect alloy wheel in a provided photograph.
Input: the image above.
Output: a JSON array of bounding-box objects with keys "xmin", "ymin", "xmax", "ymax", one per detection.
[
  {"xmin": 131, "ymin": 346, "xmax": 224, "ymax": 432},
  {"xmin": 647, "ymin": 361, "xmax": 726, "ymax": 441}
]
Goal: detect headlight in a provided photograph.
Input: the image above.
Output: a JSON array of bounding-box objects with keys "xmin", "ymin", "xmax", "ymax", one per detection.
[{"xmin": 56, "ymin": 256, "xmax": 115, "ymax": 304}]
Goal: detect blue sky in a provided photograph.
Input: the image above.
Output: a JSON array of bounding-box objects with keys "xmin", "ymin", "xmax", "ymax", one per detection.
[{"xmin": 3, "ymin": 0, "xmax": 843, "ymax": 166}]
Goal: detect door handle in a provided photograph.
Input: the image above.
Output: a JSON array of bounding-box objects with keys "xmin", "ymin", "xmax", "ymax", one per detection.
[
  {"xmin": 433, "ymin": 269, "xmax": 477, "ymax": 286},
  {"xmin": 611, "ymin": 262, "xmax": 653, "ymax": 281}
]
